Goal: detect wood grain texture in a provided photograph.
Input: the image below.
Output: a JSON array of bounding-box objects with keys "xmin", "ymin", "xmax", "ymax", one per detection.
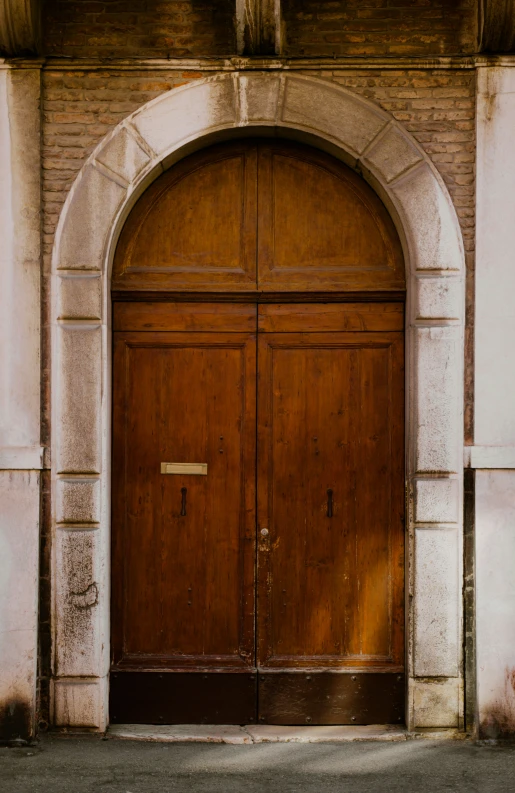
[
  {"xmin": 112, "ymin": 290, "xmax": 406, "ymax": 304},
  {"xmin": 113, "ymin": 302, "xmax": 258, "ymax": 332},
  {"xmin": 258, "ymin": 303, "xmax": 404, "ymax": 332},
  {"xmin": 258, "ymin": 672, "xmax": 405, "ymax": 725},
  {"xmin": 110, "ymin": 671, "xmax": 258, "ymax": 725}
]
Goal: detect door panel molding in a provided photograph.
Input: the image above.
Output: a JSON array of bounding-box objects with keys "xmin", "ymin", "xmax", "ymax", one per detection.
[{"xmin": 113, "ymin": 142, "xmax": 258, "ymax": 292}]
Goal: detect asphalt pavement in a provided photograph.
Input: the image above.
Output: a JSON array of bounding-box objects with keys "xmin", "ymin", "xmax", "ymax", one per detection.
[{"xmin": 1, "ymin": 734, "xmax": 515, "ymax": 793}]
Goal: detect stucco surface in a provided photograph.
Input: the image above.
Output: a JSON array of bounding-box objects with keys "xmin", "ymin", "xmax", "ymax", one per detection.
[
  {"xmin": 0, "ymin": 471, "xmax": 40, "ymax": 741},
  {"xmin": 476, "ymin": 470, "xmax": 515, "ymax": 739},
  {"xmin": 0, "ymin": 66, "xmax": 42, "ymax": 743}
]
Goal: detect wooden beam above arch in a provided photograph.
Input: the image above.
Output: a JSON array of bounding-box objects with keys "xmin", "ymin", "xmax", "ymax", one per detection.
[
  {"xmin": 0, "ymin": 0, "xmax": 41, "ymax": 57},
  {"xmin": 236, "ymin": 0, "xmax": 282, "ymax": 56},
  {"xmin": 480, "ymin": 0, "xmax": 515, "ymax": 52}
]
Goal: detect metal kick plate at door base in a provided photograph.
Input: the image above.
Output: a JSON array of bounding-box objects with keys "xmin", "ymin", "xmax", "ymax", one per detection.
[{"xmin": 161, "ymin": 463, "xmax": 208, "ymax": 475}]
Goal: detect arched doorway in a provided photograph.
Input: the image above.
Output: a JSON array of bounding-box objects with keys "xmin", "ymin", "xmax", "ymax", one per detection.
[
  {"xmin": 109, "ymin": 139, "xmax": 406, "ymax": 725},
  {"xmin": 51, "ymin": 73, "xmax": 465, "ymax": 732}
]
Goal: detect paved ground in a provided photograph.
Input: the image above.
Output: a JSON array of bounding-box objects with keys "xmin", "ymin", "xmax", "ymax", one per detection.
[{"xmin": 2, "ymin": 734, "xmax": 515, "ymax": 793}]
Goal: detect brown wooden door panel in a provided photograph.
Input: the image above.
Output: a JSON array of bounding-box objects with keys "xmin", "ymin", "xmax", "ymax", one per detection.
[
  {"xmin": 257, "ymin": 328, "xmax": 405, "ymax": 671},
  {"xmin": 110, "ymin": 671, "xmax": 258, "ymax": 725},
  {"xmin": 258, "ymin": 672, "xmax": 405, "ymax": 726},
  {"xmin": 112, "ymin": 326, "xmax": 257, "ymax": 670}
]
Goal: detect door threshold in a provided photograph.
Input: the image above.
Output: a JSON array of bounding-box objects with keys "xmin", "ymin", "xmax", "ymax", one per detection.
[{"xmin": 108, "ymin": 724, "xmax": 408, "ymax": 744}]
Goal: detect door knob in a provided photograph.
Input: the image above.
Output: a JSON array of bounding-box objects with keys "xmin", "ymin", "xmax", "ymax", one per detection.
[{"xmin": 260, "ymin": 528, "xmax": 269, "ymax": 537}]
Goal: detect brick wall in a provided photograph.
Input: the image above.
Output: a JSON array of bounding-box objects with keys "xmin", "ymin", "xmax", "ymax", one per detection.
[
  {"xmin": 282, "ymin": 0, "xmax": 477, "ymax": 57},
  {"xmin": 43, "ymin": 1, "xmax": 478, "ymax": 60},
  {"xmin": 43, "ymin": 0, "xmax": 236, "ymax": 58}
]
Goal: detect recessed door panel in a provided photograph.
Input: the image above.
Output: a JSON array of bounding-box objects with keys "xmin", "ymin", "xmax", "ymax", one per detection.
[
  {"xmin": 113, "ymin": 143, "xmax": 258, "ymax": 292},
  {"xmin": 257, "ymin": 142, "xmax": 405, "ymax": 292}
]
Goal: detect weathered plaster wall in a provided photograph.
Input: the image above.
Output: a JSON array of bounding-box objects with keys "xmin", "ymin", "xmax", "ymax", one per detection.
[
  {"xmin": 0, "ymin": 471, "xmax": 41, "ymax": 742},
  {"xmin": 1, "ymin": 68, "xmax": 42, "ymax": 457},
  {"xmin": 0, "ymin": 65, "xmax": 42, "ymax": 743},
  {"xmin": 476, "ymin": 471, "xmax": 515, "ymax": 738},
  {"xmin": 475, "ymin": 67, "xmax": 515, "ymax": 449},
  {"xmin": 475, "ymin": 66, "xmax": 515, "ymax": 739}
]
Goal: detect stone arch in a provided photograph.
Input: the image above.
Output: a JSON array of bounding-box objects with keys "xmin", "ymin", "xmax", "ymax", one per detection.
[{"xmin": 51, "ymin": 72, "xmax": 465, "ymax": 732}]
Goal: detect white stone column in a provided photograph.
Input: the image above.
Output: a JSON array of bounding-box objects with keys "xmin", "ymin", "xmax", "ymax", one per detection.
[
  {"xmin": 0, "ymin": 63, "xmax": 42, "ymax": 743},
  {"xmin": 475, "ymin": 65, "xmax": 515, "ymax": 739}
]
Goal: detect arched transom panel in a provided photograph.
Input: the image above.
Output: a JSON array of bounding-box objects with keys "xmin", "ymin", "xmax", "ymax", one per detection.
[{"xmin": 113, "ymin": 140, "xmax": 405, "ymax": 293}]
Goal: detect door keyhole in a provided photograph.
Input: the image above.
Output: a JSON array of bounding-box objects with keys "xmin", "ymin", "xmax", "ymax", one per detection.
[
  {"xmin": 327, "ymin": 488, "xmax": 333, "ymax": 518},
  {"xmin": 180, "ymin": 487, "xmax": 187, "ymax": 516}
]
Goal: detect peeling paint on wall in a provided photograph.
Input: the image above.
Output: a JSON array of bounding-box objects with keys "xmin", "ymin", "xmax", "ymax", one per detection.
[{"xmin": 70, "ymin": 582, "xmax": 98, "ymax": 611}]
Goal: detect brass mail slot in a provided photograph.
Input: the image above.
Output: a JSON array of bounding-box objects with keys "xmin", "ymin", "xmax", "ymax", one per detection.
[{"xmin": 160, "ymin": 462, "xmax": 208, "ymax": 476}]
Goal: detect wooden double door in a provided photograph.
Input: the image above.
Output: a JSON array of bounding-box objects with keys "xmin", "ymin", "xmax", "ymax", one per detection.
[{"xmin": 110, "ymin": 301, "xmax": 405, "ymax": 725}]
